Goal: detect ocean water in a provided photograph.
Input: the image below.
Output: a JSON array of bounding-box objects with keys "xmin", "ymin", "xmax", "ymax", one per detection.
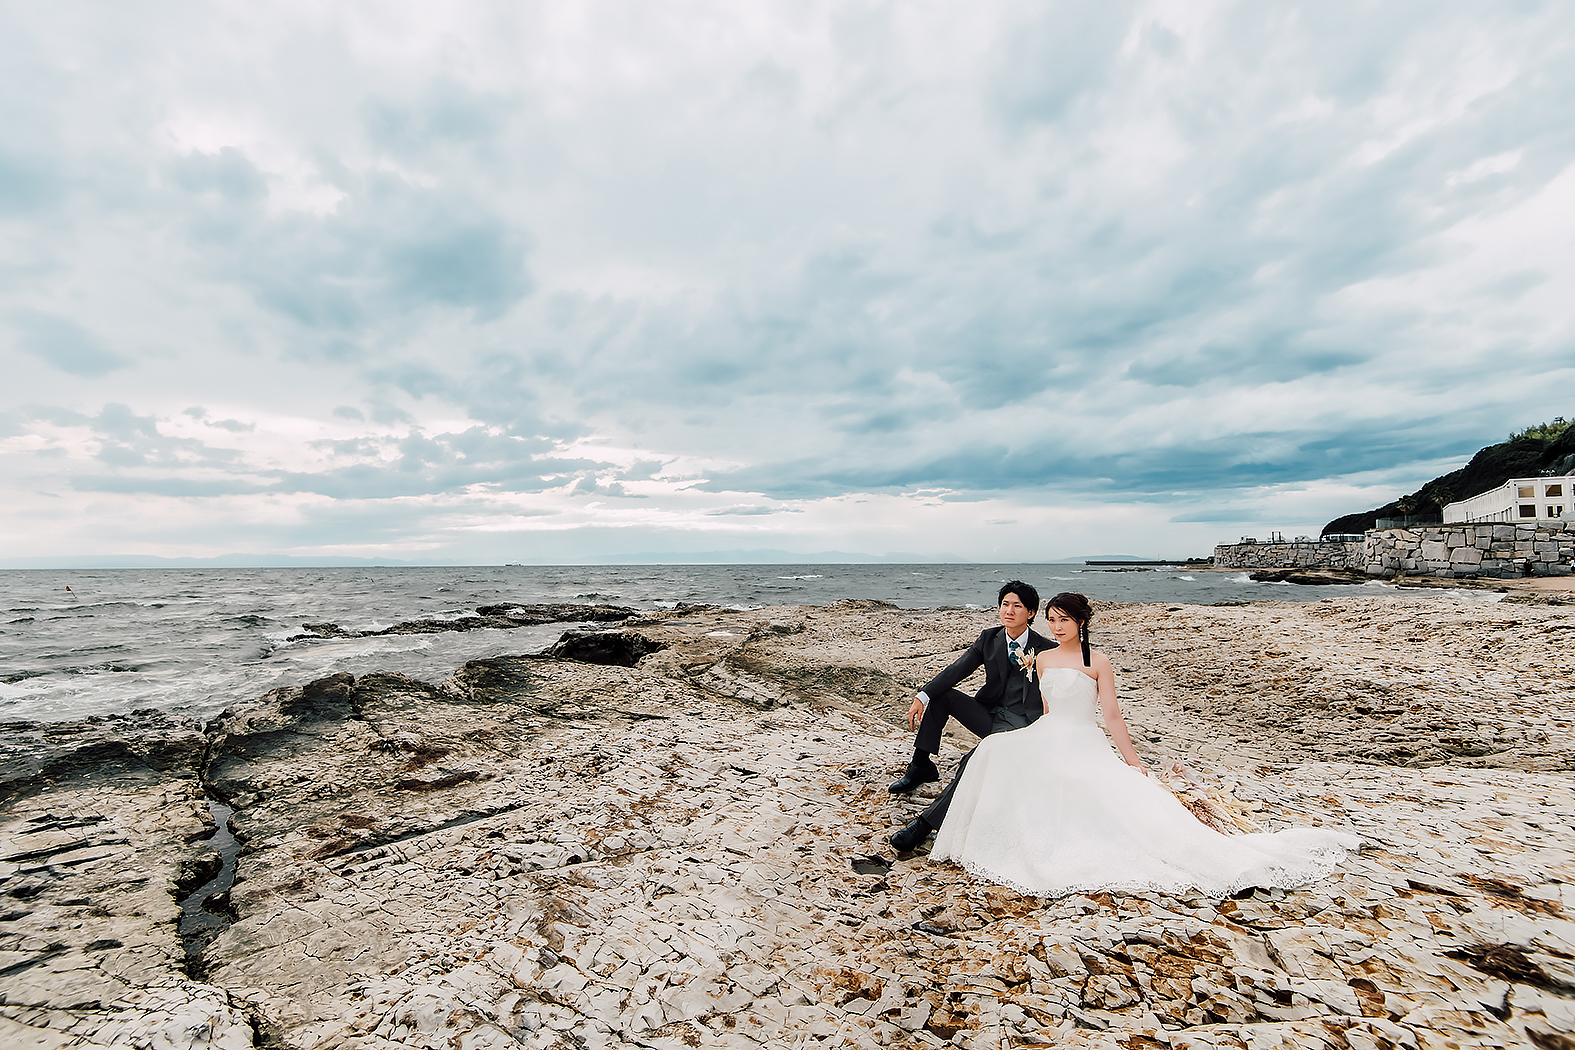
[{"xmin": 0, "ymin": 564, "xmax": 1494, "ymax": 725}]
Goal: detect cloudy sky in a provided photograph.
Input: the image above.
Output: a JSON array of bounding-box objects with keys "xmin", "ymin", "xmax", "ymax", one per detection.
[{"xmin": 3, "ymin": 1, "xmax": 1572, "ymax": 565}]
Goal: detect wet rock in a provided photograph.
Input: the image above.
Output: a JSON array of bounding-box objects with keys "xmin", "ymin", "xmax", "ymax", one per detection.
[
  {"xmin": 289, "ymin": 602, "xmax": 636, "ymax": 641},
  {"xmin": 297, "ymin": 620, "xmax": 357, "ymax": 638},
  {"xmin": 0, "ymin": 710, "xmax": 206, "ymax": 799},
  {"xmin": 547, "ymin": 628, "xmax": 667, "ymax": 666},
  {"xmin": 446, "ymin": 654, "xmax": 546, "ymax": 703},
  {"xmin": 278, "ymin": 670, "xmax": 355, "ymax": 716},
  {"xmin": 474, "ymin": 602, "xmax": 637, "ymax": 624},
  {"xmin": 174, "ymin": 849, "xmax": 223, "ymax": 897},
  {"xmin": 1248, "ymin": 568, "xmax": 1367, "ymax": 585}
]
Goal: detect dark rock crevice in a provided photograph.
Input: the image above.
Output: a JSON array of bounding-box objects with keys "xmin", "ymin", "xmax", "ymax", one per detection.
[
  {"xmin": 177, "ymin": 797, "xmax": 240, "ymax": 979},
  {"xmin": 547, "ymin": 629, "xmax": 667, "ymax": 667}
]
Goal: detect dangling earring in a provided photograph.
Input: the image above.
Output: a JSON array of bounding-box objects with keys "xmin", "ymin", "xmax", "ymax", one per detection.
[{"xmin": 1080, "ymin": 622, "xmax": 1091, "ymax": 667}]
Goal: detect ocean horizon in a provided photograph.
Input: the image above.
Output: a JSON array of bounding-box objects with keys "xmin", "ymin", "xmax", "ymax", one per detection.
[{"xmin": 0, "ymin": 551, "xmax": 1205, "ymax": 570}]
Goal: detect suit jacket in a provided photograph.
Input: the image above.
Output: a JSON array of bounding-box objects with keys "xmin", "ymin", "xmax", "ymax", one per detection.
[{"xmin": 921, "ymin": 625, "xmax": 1056, "ymax": 719}]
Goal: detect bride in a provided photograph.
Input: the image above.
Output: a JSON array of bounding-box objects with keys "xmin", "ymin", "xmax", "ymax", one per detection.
[{"xmin": 928, "ymin": 592, "xmax": 1360, "ymax": 897}]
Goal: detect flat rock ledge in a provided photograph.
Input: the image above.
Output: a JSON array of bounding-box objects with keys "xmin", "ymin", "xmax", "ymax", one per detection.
[{"xmin": 3, "ymin": 596, "xmax": 1574, "ymax": 1049}]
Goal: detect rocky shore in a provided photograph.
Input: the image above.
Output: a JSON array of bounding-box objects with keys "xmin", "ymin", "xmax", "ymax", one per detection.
[{"xmin": 4, "ymin": 595, "xmax": 1575, "ymax": 1049}]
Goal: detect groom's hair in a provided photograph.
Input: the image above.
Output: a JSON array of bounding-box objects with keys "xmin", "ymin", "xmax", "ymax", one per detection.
[{"xmin": 998, "ymin": 580, "xmax": 1039, "ymax": 618}]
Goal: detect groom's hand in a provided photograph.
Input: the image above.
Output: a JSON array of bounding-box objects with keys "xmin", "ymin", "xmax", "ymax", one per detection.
[{"xmin": 906, "ymin": 696, "xmax": 925, "ymax": 729}]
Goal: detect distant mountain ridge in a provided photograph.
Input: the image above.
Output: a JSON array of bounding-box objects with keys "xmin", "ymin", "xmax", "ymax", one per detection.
[
  {"xmin": 1323, "ymin": 416, "xmax": 1575, "ymax": 536},
  {"xmin": 0, "ymin": 554, "xmax": 422, "ymax": 569},
  {"xmin": 0, "ymin": 550, "xmax": 972, "ymax": 570}
]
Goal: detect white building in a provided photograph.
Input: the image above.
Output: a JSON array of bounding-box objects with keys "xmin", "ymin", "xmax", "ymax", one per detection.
[{"xmin": 1443, "ymin": 477, "xmax": 1569, "ymax": 524}]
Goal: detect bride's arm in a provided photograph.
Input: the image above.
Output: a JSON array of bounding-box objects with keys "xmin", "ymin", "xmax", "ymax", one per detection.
[
  {"xmin": 1093, "ymin": 653, "xmax": 1147, "ymax": 774},
  {"xmin": 1034, "ymin": 651, "xmax": 1052, "ymax": 713}
]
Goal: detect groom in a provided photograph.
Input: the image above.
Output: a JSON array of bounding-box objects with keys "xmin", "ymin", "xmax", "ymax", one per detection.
[{"xmin": 888, "ymin": 580, "xmax": 1053, "ymax": 852}]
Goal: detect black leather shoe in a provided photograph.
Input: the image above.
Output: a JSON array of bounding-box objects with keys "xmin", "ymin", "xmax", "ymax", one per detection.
[
  {"xmin": 887, "ymin": 757, "xmax": 940, "ymax": 794},
  {"xmin": 890, "ymin": 817, "xmax": 933, "ymax": 852}
]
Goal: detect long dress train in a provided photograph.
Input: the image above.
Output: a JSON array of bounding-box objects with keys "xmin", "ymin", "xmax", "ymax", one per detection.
[{"xmin": 929, "ymin": 668, "xmax": 1360, "ymax": 897}]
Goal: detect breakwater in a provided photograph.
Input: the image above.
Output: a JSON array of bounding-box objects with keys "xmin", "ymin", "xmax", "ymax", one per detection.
[
  {"xmin": 1211, "ymin": 539, "xmax": 1364, "ymax": 571},
  {"xmin": 1215, "ymin": 521, "xmax": 1575, "ymax": 578}
]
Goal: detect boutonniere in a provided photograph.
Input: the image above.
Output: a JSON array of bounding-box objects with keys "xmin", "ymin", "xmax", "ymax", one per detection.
[{"xmin": 1018, "ymin": 647, "xmax": 1037, "ymax": 680}]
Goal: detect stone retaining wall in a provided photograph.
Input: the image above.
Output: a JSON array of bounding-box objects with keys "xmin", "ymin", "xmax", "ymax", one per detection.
[
  {"xmin": 1214, "ymin": 522, "xmax": 1575, "ymax": 578},
  {"xmin": 1364, "ymin": 522, "xmax": 1574, "ymax": 578},
  {"xmin": 1212, "ymin": 540, "xmax": 1365, "ymax": 570}
]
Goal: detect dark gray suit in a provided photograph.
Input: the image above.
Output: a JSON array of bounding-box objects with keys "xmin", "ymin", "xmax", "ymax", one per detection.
[{"xmin": 914, "ymin": 625, "xmax": 1055, "ymax": 829}]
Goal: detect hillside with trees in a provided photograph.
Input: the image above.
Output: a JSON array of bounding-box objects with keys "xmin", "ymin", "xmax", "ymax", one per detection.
[{"xmin": 1322, "ymin": 417, "xmax": 1575, "ymax": 537}]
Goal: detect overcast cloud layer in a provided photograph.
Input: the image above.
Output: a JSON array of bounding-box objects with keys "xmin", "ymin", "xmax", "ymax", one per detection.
[{"xmin": 3, "ymin": 1, "xmax": 1573, "ymax": 564}]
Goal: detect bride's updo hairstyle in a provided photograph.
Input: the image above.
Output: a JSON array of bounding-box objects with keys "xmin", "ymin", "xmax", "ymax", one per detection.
[{"xmin": 1044, "ymin": 591, "xmax": 1094, "ymax": 667}]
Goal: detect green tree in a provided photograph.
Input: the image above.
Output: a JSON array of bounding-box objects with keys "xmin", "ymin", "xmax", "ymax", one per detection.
[{"xmin": 1322, "ymin": 414, "xmax": 1573, "ymax": 536}]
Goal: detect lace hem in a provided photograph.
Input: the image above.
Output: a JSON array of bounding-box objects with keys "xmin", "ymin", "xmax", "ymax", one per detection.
[{"xmin": 930, "ymin": 841, "xmax": 1360, "ymax": 900}]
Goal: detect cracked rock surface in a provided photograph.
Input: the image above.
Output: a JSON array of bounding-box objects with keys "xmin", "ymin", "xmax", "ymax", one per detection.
[{"xmin": 2, "ymin": 595, "xmax": 1573, "ymax": 1048}]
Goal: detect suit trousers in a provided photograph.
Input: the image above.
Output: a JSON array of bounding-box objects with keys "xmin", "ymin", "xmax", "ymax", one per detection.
[
  {"xmin": 920, "ymin": 749, "xmax": 976, "ymax": 831},
  {"xmin": 913, "ymin": 687, "xmax": 995, "ymax": 756}
]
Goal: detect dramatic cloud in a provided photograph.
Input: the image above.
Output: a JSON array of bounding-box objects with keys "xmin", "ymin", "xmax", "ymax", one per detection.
[
  {"xmin": 2, "ymin": 0, "xmax": 1572, "ymax": 564},
  {"xmin": 12, "ymin": 313, "xmax": 129, "ymax": 377}
]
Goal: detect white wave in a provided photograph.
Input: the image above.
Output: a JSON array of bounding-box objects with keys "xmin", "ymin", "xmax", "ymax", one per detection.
[
  {"xmin": 0, "ymin": 680, "xmax": 51, "ymax": 700},
  {"xmin": 1363, "ymin": 579, "xmax": 1507, "ymax": 602}
]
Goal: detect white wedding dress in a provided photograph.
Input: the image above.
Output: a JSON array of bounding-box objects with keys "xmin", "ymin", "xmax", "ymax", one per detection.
[{"xmin": 930, "ymin": 668, "xmax": 1360, "ymax": 897}]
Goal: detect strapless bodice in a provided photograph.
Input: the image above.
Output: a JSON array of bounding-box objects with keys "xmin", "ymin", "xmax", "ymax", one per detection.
[{"xmin": 1037, "ymin": 667, "xmax": 1099, "ymax": 725}]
